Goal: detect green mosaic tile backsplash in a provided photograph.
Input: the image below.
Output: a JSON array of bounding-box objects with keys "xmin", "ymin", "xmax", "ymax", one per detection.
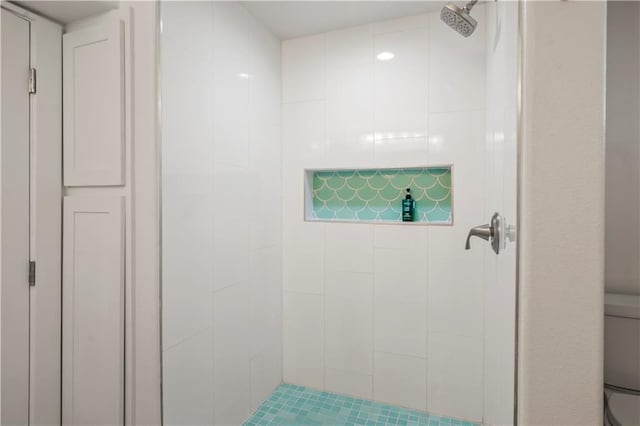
[{"xmin": 310, "ymin": 168, "xmax": 452, "ymax": 224}]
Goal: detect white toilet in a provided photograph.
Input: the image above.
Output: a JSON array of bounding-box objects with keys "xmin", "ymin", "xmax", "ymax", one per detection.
[{"xmin": 604, "ymin": 293, "xmax": 640, "ymax": 426}]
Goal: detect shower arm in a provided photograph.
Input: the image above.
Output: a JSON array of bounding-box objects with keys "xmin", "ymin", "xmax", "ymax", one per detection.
[{"xmin": 463, "ymin": 0, "xmax": 479, "ymax": 13}]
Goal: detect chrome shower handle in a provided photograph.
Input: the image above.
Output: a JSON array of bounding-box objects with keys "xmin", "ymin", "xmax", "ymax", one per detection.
[
  {"xmin": 465, "ymin": 224, "xmax": 493, "ymax": 250},
  {"xmin": 465, "ymin": 212, "xmax": 508, "ymax": 254}
]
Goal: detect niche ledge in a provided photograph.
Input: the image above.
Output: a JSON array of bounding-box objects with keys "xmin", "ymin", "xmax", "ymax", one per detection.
[{"xmin": 304, "ymin": 166, "xmax": 453, "ymax": 226}]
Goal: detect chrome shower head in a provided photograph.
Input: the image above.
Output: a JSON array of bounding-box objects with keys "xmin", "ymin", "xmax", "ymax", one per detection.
[{"xmin": 440, "ymin": 1, "xmax": 478, "ymax": 38}]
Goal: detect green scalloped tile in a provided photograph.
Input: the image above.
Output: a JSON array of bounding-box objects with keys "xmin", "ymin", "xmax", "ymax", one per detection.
[
  {"xmin": 357, "ymin": 185, "xmax": 378, "ymax": 202},
  {"xmin": 379, "ymin": 184, "xmax": 402, "ymax": 202},
  {"xmin": 347, "ymin": 174, "xmax": 367, "ymax": 190},
  {"xmin": 335, "ymin": 206, "xmax": 357, "ymax": 220},
  {"xmin": 425, "ymin": 184, "xmax": 451, "ymax": 202},
  {"xmin": 389, "ymin": 172, "xmax": 412, "ymax": 189},
  {"xmin": 315, "ymin": 185, "xmax": 334, "ymax": 202},
  {"xmin": 325, "ymin": 174, "xmax": 346, "ymax": 190},
  {"xmin": 315, "ymin": 204, "xmax": 335, "ymax": 219},
  {"xmin": 426, "ymin": 207, "xmax": 451, "ymax": 222},
  {"xmin": 311, "ymin": 167, "xmax": 452, "ymax": 224},
  {"xmin": 436, "ymin": 171, "xmax": 452, "ymax": 187},
  {"xmin": 357, "ymin": 208, "xmax": 378, "ymax": 221},
  {"xmin": 368, "ymin": 172, "xmax": 390, "ymax": 190},
  {"xmin": 336, "ymin": 185, "xmax": 357, "ymax": 201}
]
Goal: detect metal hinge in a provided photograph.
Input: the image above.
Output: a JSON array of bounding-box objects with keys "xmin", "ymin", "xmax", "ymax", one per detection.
[
  {"xmin": 28, "ymin": 68, "xmax": 36, "ymax": 94},
  {"xmin": 29, "ymin": 261, "xmax": 36, "ymax": 286}
]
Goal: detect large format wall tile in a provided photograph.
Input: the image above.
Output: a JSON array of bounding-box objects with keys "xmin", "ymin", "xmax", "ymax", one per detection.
[
  {"xmin": 373, "ymin": 352, "xmax": 427, "ymax": 411},
  {"xmin": 325, "ymin": 223, "xmax": 374, "ymax": 273},
  {"xmin": 427, "ymin": 333, "xmax": 483, "ymax": 422},
  {"xmin": 213, "ymin": 283, "xmax": 252, "ymax": 425},
  {"xmin": 163, "ymin": 331, "xmax": 214, "ymax": 426},
  {"xmin": 162, "ymin": 2, "xmax": 282, "ymax": 424},
  {"xmin": 279, "ymin": 5, "xmax": 512, "ymax": 425},
  {"xmin": 282, "ymin": 34, "xmax": 325, "ymax": 103},
  {"xmin": 429, "ymin": 7, "xmax": 485, "ymax": 113},
  {"xmin": 283, "ymin": 292, "xmax": 325, "ymax": 389},
  {"xmin": 374, "ymin": 248, "xmax": 428, "ymax": 358},
  {"xmin": 325, "ymin": 25, "xmax": 375, "ymax": 167},
  {"xmin": 325, "ymin": 270, "xmax": 374, "ymax": 375},
  {"xmin": 283, "ymin": 220, "xmax": 325, "ymax": 295},
  {"xmin": 374, "ymin": 26, "xmax": 429, "ymax": 166},
  {"xmin": 325, "ymin": 367, "xmax": 373, "ymax": 400}
]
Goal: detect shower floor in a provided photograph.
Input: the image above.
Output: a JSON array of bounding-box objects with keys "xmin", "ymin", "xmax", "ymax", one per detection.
[{"xmin": 243, "ymin": 384, "xmax": 478, "ymax": 426}]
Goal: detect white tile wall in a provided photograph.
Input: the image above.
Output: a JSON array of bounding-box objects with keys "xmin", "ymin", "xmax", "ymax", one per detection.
[
  {"xmin": 428, "ymin": 8, "xmax": 485, "ymax": 113},
  {"xmin": 325, "ymin": 224, "xmax": 374, "ymax": 273},
  {"xmin": 282, "ymin": 34, "xmax": 325, "ymax": 103},
  {"xmin": 373, "ymin": 352, "xmax": 428, "ymax": 411},
  {"xmin": 162, "ymin": 2, "xmax": 282, "ymax": 424},
  {"xmin": 325, "ymin": 271, "xmax": 373, "ymax": 375},
  {"xmin": 283, "ymin": 292, "xmax": 325, "ymax": 388},
  {"xmin": 162, "ymin": 2, "xmax": 517, "ymax": 424},
  {"xmin": 163, "ymin": 329, "xmax": 214, "ymax": 426},
  {"xmin": 213, "ymin": 284, "xmax": 252, "ymax": 425},
  {"xmin": 282, "ymin": 6, "xmax": 515, "ymax": 424},
  {"xmin": 325, "ymin": 367, "xmax": 373, "ymax": 400},
  {"xmin": 374, "ymin": 248, "xmax": 428, "ymax": 358},
  {"xmin": 373, "ymin": 25, "xmax": 429, "ymax": 166},
  {"xmin": 427, "ymin": 333, "xmax": 483, "ymax": 420}
]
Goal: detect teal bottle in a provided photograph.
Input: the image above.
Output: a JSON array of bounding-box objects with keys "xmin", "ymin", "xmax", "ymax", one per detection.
[{"xmin": 402, "ymin": 188, "xmax": 415, "ymax": 222}]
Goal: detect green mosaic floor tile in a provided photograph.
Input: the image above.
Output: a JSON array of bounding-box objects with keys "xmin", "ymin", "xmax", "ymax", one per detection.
[
  {"xmin": 310, "ymin": 168, "xmax": 452, "ymax": 224},
  {"xmin": 243, "ymin": 384, "xmax": 480, "ymax": 426}
]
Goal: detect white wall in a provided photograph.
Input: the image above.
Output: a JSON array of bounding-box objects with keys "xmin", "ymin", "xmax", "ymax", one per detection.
[
  {"xmin": 518, "ymin": 2, "xmax": 606, "ymax": 424},
  {"xmin": 161, "ymin": 2, "xmax": 282, "ymax": 425},
  {"xmin": 282, "ymin": 7, "xmax": 517, "ymax": 423},
  {"xmin": 606, "ymin": 1, "xmax": 640, "ymax": 297},
  {"xmin": 127, "ymin": 2, "xmax": 163, "ymax": 423}
]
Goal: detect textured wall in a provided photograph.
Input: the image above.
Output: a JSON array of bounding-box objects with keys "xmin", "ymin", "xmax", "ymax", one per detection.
[
  {"xmin": 606, "ymin": 1, "xmax": 640, "ymax": 297},
  {"xmin": 518, "ymin": 2, "xmax": 606, "ymax": 424}
]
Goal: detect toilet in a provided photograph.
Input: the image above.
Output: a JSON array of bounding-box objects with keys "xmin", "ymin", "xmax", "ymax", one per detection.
[{"xmin": 604, "ymin": 293, "xmax": 640, "ymax": 426}]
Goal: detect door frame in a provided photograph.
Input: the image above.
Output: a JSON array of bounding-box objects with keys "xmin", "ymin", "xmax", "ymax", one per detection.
[{"xmin": 0, "ymin": 2, "xmax": 62, "ymax": 424}]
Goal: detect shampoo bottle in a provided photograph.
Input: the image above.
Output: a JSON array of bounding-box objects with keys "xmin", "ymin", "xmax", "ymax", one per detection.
[{"xmin": 402, "ymin": 188, "xmax": 415, "ymax": 222}]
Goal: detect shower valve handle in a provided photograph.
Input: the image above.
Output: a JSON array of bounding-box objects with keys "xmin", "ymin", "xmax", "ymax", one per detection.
[
  {"xmin": 465, "ymin": 224, "xmax": 493, "ymax": 250},
  {"xmin": 465, "ymin": 212, "xmax": 507, "ymax": 254}
]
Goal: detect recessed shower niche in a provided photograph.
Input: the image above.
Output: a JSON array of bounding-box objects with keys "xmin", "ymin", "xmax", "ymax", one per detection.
[{"xmin": 305, "ymin": 167, "xmax": 453, "ymax": 225}]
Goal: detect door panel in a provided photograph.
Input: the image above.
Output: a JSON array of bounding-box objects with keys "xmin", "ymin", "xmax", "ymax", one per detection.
[
  {"xmin": 1, "ymin": 8, "xmax": 32, "ymax": 426},
  {"xmin": 63, "ymin": 21, "xmax": 125, "ymax": 187},
  {"xmin": 62, "ymin": 196, "xmax": 125, "ymax": 426}
]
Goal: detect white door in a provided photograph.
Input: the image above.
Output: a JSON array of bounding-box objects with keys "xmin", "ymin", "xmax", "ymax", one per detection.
[{"xmin": 1, "ymin": 7, "xmax": 32, "ymax": 426}]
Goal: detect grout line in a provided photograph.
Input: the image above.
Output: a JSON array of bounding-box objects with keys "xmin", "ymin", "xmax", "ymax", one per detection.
[
  {"xmin": 162, "ymin": 325, "xmax": 213, "ymax": 353},
  {"xmin": 426, "ymin": 14, "xmax": 432, "ymax": 413},
  {"xmin": 322, "ymin": 32, "xmax": 328, "ymax": 390}
]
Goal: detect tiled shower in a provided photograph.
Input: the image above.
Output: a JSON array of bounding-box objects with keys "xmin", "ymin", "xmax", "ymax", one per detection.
[{"xmin": 161, "ymin": 2, "xmax": 518, "ymax": 425}]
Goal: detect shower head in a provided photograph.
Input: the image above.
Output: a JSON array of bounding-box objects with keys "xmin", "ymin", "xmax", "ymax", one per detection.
[{"xmin": 440, "ymin": 1, "xmax": 478, "ymax": 38}]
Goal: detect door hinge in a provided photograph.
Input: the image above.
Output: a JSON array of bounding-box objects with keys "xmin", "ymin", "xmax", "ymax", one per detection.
[
  {"xmin": 28, "ymin": 68, "xmax": 36, "ymax": 94},
  {"xmin": 29, "ymin": 261, "xmax": 36, "ymax": 286}
]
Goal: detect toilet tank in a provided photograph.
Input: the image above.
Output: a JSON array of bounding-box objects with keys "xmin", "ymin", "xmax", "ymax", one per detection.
[{"xmin": 604, "ymin": 293, "xmax": 640, "ymax": 390}]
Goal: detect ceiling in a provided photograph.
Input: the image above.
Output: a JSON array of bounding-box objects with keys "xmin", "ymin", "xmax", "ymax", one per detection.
[
  {"xmin": 13, "ymin": 0, "xmax": 117, "ymax": 25},
  {"xmin": 12, "ymin": 1, "xmax": 445, "ymax": 37},
  {"xmin": 241, "ymin": 1, "xmax": 446, "ymax": 40}
]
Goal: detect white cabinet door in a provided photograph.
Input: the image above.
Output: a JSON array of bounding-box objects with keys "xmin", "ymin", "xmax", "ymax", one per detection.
[
  {"xmin": 1, "ymin": 9, "xmax": 31, "ymax": 426},
  {"xmin": 63, "ymin": 20, "xmax": 124, "ymax": 186},
  {"xmin": 63, "ymin": 196, "xmax": 125, "ymax": 425}
]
